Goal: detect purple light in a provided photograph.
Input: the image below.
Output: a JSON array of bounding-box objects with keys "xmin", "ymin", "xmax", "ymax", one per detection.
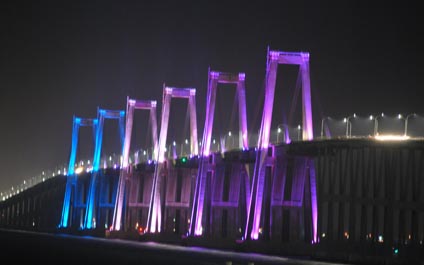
[
  {"xmin": 112, "ymin": 98, "xmax": 158, "ymax": 231},
  {"xmin": 210, "ymin": 71, "xmax": 219, "ymax": 79},
  {"xmin": 309, "ymin": 160, "xmax": 318, "ymax": 243},
  {"xmin": 238, "ymin": 73, "xmax": 245, "ymax": 81},
  {"xmin": 245, "ymin": 49, "xmax": 314, "ymax": 240}
]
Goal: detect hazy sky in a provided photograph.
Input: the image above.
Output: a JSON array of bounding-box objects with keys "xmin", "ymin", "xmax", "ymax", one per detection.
[{"xmin": 1, "ymin": 1, "xmax": 423, "ymax": 191}]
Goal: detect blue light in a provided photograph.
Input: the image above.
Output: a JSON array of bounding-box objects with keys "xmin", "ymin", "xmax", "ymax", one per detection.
[
  {"xmin": 84, "ymin": 109, "xmax": 125, "ymax": 229},
  {"xmin": 60, "ymin": 116, "xmax": 82, "ymax": 228}
]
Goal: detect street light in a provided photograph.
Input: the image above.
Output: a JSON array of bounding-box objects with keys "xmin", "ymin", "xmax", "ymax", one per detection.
[
  {"xmin": 320, "ymin": 117, "xmax": 330, "ymax": 139},
  {"xmin": 345, "ymin": 113, "xmax": 356, "ymax": 137},
  {"xmin": 405, "ymin": 113, "xmax": 417, "ymax": 136},
  {"xmin": 297, "ymin": 125, "xmax": 301, "ymax": 141},
  {"xmin": 277, "ymin": 124, "xmax": 290, "ymax": 143},
  {"xmin": 374, "ymin": 113, "xmax": 384, "ymax": 136},
  {"xmin": 397, "ymin": 114, "xmax": 406, "ymax": 135}
]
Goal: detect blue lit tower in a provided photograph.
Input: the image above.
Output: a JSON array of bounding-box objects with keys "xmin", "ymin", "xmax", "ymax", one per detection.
[
  {"xmin": 84, "ymin": 108, "xmax": 125, "ymax": 229},
  {"xmin": 59, "ymin": 116, "xmax": 98, "ymax": 228}
]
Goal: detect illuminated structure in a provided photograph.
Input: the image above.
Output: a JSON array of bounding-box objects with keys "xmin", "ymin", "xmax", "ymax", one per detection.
[
  {"xmin": 84, "ymin": 108, "xmax": 125, "ymax": 229},
  {"xmin": 60, "ymin": 116, "xmax": 98, "ymax": 228},
  {"xmin": 244, "ymin": 50, "xmax": 318, "ymax": 242},
  {"xmin": 190, "ymin": 70, "xmax": 248, "ymax": 236},
  {"xmin": 147, "ymin": 86, "xmax": 198, "ymax": 233},
  {"xmin": 2, "ymin": 49, "xmax": 424, "ymax": 264},
  {"xmin": 111, "ymin": 98, "xmax": 158, "ymax": 231}
]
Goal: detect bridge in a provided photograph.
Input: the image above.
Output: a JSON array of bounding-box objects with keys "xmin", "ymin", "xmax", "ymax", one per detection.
[{"xmin": 1, "ymin": 49, "xmax": 423, "ymax": 264}]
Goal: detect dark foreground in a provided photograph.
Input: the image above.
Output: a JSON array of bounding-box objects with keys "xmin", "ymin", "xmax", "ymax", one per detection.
[{"xmin": 0, "ymin": 229, "xmax": 344, "ymax": 265}]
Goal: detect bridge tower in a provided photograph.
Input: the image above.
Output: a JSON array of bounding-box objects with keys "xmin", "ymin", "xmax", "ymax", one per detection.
[
  {"xmin": 147, "ymin": 86, "xmax": 198, "ymax": 233},
  {"xmin": 59, "ymin": 116, "xmax": 98, "ymax": 228},
  {"xmin": 111, "ymin": 97, "xmax": 158, "ymax": 231},
  {"xmin": 244, "ymin": 49, "xmax": 318, "ymax": 242},
  {"xmin": 84, "ymin": 108, "xmax": 125, "ymax": 229},
  {"xmin": 189, "ymin": 70, "xmax": 248, "ymax": 236}
]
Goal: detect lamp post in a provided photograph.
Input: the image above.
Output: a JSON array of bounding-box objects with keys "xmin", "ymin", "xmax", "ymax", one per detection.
[
  {"xmin": 368, "ymin": 115, "xmax": 374, "ymax": 137},
  {"xmin": 374, "ymin": 113, "xmax": 384, "ymax": 136},
  {"xmin": 345, "ymin": 113, "xmax": 356, "ymax": 138},
  {"xmin": 396, "ymin": 114, "xmax": 406, "ymax": 136},
  {"xmin": 320, "ymin": 117, "xmax": 330, "ymax": 139},
  {"xmin": 297, "ymin": 125, "xmax": 302, "ymax": 141},
  {"xmin": 404, "ymin": 113, "xmax": 416, "ymax": 136},
  {"xmin": 277, "ymin": 124, "xmax": 290, "ymax": 143},
  {"xmin": 227, "ymin": 131, "xmax": 233, "ymax": 150}
]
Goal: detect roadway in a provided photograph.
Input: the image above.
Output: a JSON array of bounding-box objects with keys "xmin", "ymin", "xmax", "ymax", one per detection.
[{"xmin": 0, "ymin": 228, "xmax": 345, "ymax": 265}]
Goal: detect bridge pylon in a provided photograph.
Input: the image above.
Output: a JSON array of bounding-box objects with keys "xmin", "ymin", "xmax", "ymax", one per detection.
[
  {"xmin": 59, "ymin": 116, "xmax": 98, "ymax": 228},
  {"xmin": 84, "ymin": 108, "xmax": 125, "ymax": 229},
  {"xmin": 189, "ymin": 70, "xmax": 249, "ymax": 236},
  {"xmin": 111, "ymin": 97, "xmax": 158, "ymax": 231},
  {"xmin": 147, "ymin": 86, "xmax": 198, "ymax": 233},
  {"xmin": 244, "ymin": 49, "xmax": 317, "ymax": 243}
]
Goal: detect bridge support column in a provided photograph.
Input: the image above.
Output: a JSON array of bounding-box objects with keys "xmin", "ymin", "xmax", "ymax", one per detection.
[
  {"xmin": 60, "ymin": 116, "xmax": 97, "ymax": 228},
  {"xmin": 244, "ymin": 49, "xmax": 316, "ymax": 241},
  {"xmin": 84, "ymin": 109, "xmax": 125, "ymax": 229},
  {"xmin": 111, "ymin": 98, "xmax": 158, "ymax": 231},
  {"xmin": 147, "ymin": 86, "xmax": 198, "ymax": 233},
  {"xmin": 190, "ymin": 70, "xmax": 249, "ymax": 236}
]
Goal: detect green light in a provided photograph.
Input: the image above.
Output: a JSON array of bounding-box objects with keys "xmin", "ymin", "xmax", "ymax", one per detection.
[
  {"xmin": 394, "ymin": 248, "xmax": 399, "ymax": 254},
  {"xmin": 181, "ymin": 157, "xmax": 187, "ymax": 163}
]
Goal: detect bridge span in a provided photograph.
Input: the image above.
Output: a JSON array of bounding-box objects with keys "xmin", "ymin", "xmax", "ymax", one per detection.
[
  {"xmin": 1, "ymin": 139, "xmax": 423, "ymax": 264},
  {"xmin": 1, "ymin": 49, "xmax": 423, "ymax": 264}
]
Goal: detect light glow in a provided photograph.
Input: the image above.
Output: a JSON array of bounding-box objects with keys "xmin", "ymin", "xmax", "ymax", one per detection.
[
  {"xmin": 75, "ymin": 166, "xmax": 84, "ymax": 174},
  {"xmin": 375, "ymin": 134, "xmax": 410, "ymax": 141}
]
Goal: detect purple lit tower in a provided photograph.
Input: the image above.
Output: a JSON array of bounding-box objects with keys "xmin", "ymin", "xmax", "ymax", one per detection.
[
  {"xmin": 147, "ymin": 86, "xmax": 198, "ymax": 233},
  {"xmin": 244, "ymin": 50, "xmax": 318, "ymax": 242},
  {"xmin": 190, "ymin": 70, "xmax": 248, "ymax": 236},
  {"xmin": 111, "ymin": 97, "xmax": 159, "ymax": 231}
]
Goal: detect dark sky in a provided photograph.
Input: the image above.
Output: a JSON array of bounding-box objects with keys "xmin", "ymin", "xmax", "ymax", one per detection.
[{"xmin": 1, "ymin": 1, "xmax": 423, "ymax": 192}]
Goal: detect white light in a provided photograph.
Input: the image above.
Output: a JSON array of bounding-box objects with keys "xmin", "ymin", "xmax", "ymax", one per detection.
[
  {"xmin": 343, "ymin": 118, "xmax": 347, "ymax": 123},
  {"xmin": 369, "ymin": 115, "xmax": 373, "ymax": 120},
  {"xmin": 173, "ymin": 141, "xmax": 176, "ymax": 146},
  {"xmin": 297, "ymin": 125, "xmax": 301, "ymax": 130},
  {"xmin": 75, "ymin": 167, "xmax": 84, "ymax": 174},
  {"xmin": 375, "ymin": 135, "xmax": 410, "ymax": 141},
  {"xmin": 398, "ymin": 114, "xmax": 402, "ymax": 119},
  {"xmin": 353, "ymin": 113, "xmax": 356, "ymax": 118},
  {"xmin": 228, "ymin": 131, "xmax": 232, "ymax": 136},
  {"xmin": 185, "ymin": 139, "xmax": 189, "ymax": 144},
  {"xmin": 277, "ymin": 128, "xmax": 282, "ymax": 133}
]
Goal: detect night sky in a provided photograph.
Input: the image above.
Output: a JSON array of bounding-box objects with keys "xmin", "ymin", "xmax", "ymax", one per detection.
[{"xmin": 1, "ymin": 1, "xmax": 423, "ymax": 192}]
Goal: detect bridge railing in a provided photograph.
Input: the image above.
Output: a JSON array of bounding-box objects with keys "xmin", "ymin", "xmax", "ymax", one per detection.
[
  {"xmin": 3, "ymin": 113, "xmax": 423, "ymax": 202},
  {"xmin": 320, "ymin": 113, "xmax": 424, "ymax": 139}
]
